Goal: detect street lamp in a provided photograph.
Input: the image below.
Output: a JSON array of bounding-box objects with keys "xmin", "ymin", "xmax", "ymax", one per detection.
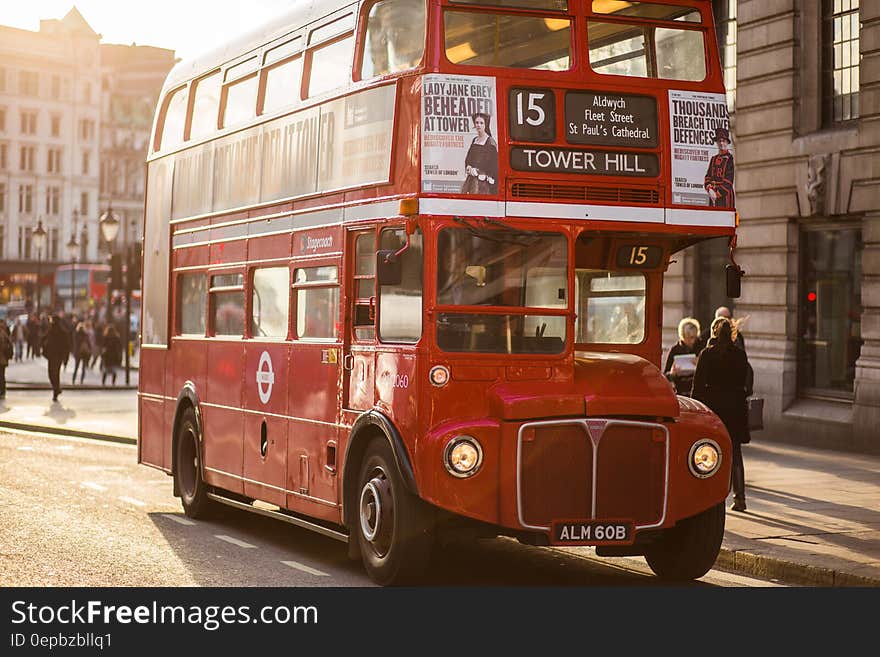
[
  {"xmin": 100, "ymin": 204, "xmax": 119, "ymax": 320},
  {"xmin": 100, "ymin": 203, "xmax": 132, "ymax": 384},
  {"xmin": 66, "ymin": 208, "xmax": 80, "ymax": 315},
  {"xmin": 33, "ymin": 220, "xmax": 47, "ymax": 313}
]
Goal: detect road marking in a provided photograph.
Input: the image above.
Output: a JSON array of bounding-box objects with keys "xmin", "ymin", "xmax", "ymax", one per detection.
[
  {"xmin": 54, "ymin": 445, "xmax": 74, "ymax": 451},
  {"xmin": 215, "ymin": 535, "xmax": 257, "ymax": 549},
  {"xmin": 82, "ymin": 465, "xmax": 127, "ymax": 472},
  {"xmin": 160, "ymin": 514, "xmax": 196, "ymax": 526},
  {"xmin": 119, "ymin": 496, "xmax": 146, "ymax": 507},
  {"xmin": 17, "ymin": 446, "xmax": 35, "ymax": 451},
  {"xmin": 81, "ymin": 481, "xmax": 108, "ymax": 492},
  {"xmin": 281, "ymin": 560, "xmax": 330, "ymax": 577}
]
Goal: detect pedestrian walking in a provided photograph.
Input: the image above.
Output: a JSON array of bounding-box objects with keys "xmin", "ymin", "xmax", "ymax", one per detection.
[
  {"xmin": 72, "ymin": 322, "xmax": 91, "ymax": 385},
  {"xmin": 691, "ymin": 316, "xmax": 752, "ymax": 512},
  {"xmin": 699, "ymin": 306, "xmax": 746, "ymax": 354},
  {"xmin": 664, "ymin": 317, "xmax": 701, "ymax": 397},
  {"xmin": 12, "ymin": 318, "xmax": 25, "ymax": 362},
  {"xmin": 0, "ymin": 322, "xmax": 13, "ymax": 399},
  {"xmin": 26, "ymin": 314, "xmax": 40, "ymax": 358},
  {"xmin": 101, "ymin": 325, "xmax": 123, "ymax": 386},
  {"xmin": 42, "ymin": 315, "xmax": 71, "ymax": 402}
]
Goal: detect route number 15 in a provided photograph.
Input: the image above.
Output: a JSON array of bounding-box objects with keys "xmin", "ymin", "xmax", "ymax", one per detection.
[{"xmin": 509, "ymin": 88, "xmax": 555, "ymax": 142}]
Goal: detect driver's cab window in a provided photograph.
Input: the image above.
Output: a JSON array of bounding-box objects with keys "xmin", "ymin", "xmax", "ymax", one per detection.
[
  {"xmin": 575, "ymin": 270, "xmax": 646, "ymax": 344},
  {"xmin": 353, "ymin": 232, "xmax": 376, "ymax": 340}
]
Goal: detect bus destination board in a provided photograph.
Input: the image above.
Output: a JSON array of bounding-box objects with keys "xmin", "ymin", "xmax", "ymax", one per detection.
[
  {"xmin": 510, "ymin": 147, "xmax": 658, "ymax": 177},
  {"xmin": 565, "ymin": 91, "xmax": 658, "ymax": 148}
]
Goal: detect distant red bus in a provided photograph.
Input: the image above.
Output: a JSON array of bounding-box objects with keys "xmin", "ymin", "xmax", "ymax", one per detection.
[
  {"xmin": 140, "ymin": 0, "xmax": 739, "ymax": 585},
  {"xmin": 54, "ymin": 264, "xmax": 110, "ymax": 314}
]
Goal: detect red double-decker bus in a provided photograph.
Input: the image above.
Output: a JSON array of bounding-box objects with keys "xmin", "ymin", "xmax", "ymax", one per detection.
[
  {"xmin": 54, "ymin": 263, "xmax": 111, "ymax": 314},
  {"xmin": 139, "ymin": 0, "xmax": 741, "ymax": 584}
]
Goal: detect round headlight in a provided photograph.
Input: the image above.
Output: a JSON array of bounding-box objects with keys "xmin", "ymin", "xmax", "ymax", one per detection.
[
  {"xmin": 689, "ymin": 440, "xmax": 721, "ymax": 478},
  {"xmin": 443, "ymin": 436, "xmax": 483, "ymax": 478},
  {"xmin": 430, "ymin": 365, "xmax": 450, "ymax": 387}
]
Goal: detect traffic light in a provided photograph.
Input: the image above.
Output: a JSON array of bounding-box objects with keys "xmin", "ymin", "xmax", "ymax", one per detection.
[{"xmin": 110, "ymin": 254, "xmax": 123, "ymax": 290}]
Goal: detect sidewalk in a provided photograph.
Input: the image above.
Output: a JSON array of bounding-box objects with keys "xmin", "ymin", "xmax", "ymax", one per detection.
[
  {"xmin": 4, "ymin": 355, "xmax": 138, "ymax": 390},
  {"xmin": 0, "ymin": 385, "xmax": 877, "ymax": 587}
]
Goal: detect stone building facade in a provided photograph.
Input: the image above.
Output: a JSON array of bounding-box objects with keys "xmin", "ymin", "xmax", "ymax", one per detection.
[{"xmin": 664, "ymin": 0, "xmax": 880, "ymax": 454}]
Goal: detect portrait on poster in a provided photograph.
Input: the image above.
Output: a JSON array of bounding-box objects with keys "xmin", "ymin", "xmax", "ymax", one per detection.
[
  {"xmin": 421, "ymin": 74, "xmax": 498, "ymax": 195},
  {"xmin": 669, "ymin": 90, "xmax": 734, "ymax": 208}
]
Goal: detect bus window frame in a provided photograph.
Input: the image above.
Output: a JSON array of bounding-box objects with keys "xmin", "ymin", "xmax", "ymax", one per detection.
[
  {"xmin": 354, "ymin": 0, "xmax": 428, "ymax": 83},
  {"xmin": 153, "ymin": 84, "xmax": 188, "ymax": 153},
  {"xmin": 585, "ymin": 7, "xmax": 710, "ymax": 83},
  {"xmin": 220, "ymin": 55, "xmax": 260, "ymax": 130},
  {"xmin": 304, "ymin": 30, "xmax": 357, "ymax": 100},
  {"xmin": 258, "ymin": 52, "xmax": 305, "ymax": 116},
  {"xmin": 248, "ymin": 264, "xmax": 293, "ymax": 342},
  {"xmin": 185, "ymin": 69, "xmax": 223, "ymax": 143},
  {"xmin": 208, "ymin": 268, "xmax": 246, "ymax": 339},
  {"xmin": 174, "ymin": 270, "xmax": 209, "ymax": 338},
  {"xmin": 292, "ymin": 258, "xmax": 342, "ymax": 343},
  {"xmin": 439, "ymin": 3, "xmax": 577, "ymax": 74}
]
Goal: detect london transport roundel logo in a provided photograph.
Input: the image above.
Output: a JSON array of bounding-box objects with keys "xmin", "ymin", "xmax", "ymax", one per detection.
[{"xmin": 256, "ymin": 351, "xmax": 275, "ymax": 404}]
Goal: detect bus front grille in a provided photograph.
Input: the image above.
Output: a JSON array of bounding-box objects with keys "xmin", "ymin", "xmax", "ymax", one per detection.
[
  {"xmin": 518, "ymin": 421, "xmax": 667, "ymax": 529},
  {"xmin": 509, "ymin": 181, "xmax": 661, "ymax": 205}
]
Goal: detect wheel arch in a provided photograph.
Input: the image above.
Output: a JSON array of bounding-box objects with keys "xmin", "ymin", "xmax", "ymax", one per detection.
[
  {"xmin": 342, "ymin": 410, "xmax": 418, "ymax": 532},
  {"xmin": 171, "ymin": 382, "xmax": 204, "ymax": 497}
]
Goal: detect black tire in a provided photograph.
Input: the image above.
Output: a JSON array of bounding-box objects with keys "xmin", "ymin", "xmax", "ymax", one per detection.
[
  {"xmin": 645, "ymin": 502, "xmax": 725, "ymax": 581},
  {"xmin": 174, "ymin": 406, "xmax": 214, "ymax": 519},
  {"xmin": 355, "ymin": 437, "xmax": 434, "ymax": 585}
]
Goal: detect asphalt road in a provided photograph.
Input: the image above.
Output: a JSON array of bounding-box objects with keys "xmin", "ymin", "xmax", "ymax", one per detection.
[{"xmin": 0, "ymin": 428, "xmax": 784, "ymax": 588}]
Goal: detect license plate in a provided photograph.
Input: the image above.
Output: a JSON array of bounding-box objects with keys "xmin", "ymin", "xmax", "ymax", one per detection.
[{"xmin": 550, "ymin": 520, "xmax": 635, "ymax": 546}]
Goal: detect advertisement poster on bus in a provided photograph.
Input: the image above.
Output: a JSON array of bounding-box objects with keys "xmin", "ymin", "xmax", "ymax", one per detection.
[
  {"xmin": 668, "ymin": 90, "xmax": 734, "ymax": 208},
  {"xmin": 421, "ymin": 74, "xmax": 498, "ymax": 195}
]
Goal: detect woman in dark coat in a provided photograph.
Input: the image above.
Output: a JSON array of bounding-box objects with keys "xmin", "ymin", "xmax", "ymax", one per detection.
[
  {"xmin": 42, "ymin": 316, "xmax": 70, "ymax": 402},
  {"xmin": 691, "ymin": 316, "xmax": 752, "ymax": 511}
]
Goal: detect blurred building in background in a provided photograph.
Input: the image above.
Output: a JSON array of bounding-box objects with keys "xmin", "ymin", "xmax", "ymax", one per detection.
[
  {"xmin": 0, "ymin": 7, "xmax": 174, "ymax": 315},
  {"xmin": 665, "ymin": 0, "xmax": 879, "ymax": 453}
]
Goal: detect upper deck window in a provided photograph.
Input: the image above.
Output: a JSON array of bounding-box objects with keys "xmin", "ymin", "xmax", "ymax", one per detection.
[
  {"xmin": 591, "ymin": 1, "xmax": 701, "ymax": 23},
  {"xmin": 307, "ymin": 34, "xmax": 355, "ymax": 97},
  {"xmin": 188, "ymin": 71, "xmax": 221, "ymax": 141},
  {"xmin": 588, "ymin": 20, "xmax": 706, "ymax": 81},
  {"xmin": 361, "ymin": 0, "xmax": 426, "ymax": 79},
  {"xmin": 445, "ymin": 10, "xmax": 571, "ymax": 70},
  {"xmin": 450, "ymin": 0, "xmax": 568, "ymax": 10},
  {"xmin": 156, "ymin": 86, "xmax": 188, "ymax": 151}
]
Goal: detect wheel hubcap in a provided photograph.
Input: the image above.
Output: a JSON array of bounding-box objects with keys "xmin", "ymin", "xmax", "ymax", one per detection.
[{"xmin": 359, "ymin": 468, "xmax": 393, "ymax": 557}]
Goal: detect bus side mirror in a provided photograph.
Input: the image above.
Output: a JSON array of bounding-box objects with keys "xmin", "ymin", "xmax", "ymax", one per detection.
[
  {"xmin": 726, "ymin": 264, "xmax": 744, "ymax": 299},
  {"xmin": 377, "ymin": 250, "xmax": 403, "ymax": 287}
]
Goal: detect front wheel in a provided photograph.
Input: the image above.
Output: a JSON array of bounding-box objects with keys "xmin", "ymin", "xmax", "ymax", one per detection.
[
  {"xmin": 175, "ymin": 406, "xmax": 214, "ymax": 519},
  {"xmin": 356, "ymin": 438, "xmax": 434, "ymax": 585},
  {"xmin": 644, "ymin": 502, "xmax": 725, "ymax": 581}
]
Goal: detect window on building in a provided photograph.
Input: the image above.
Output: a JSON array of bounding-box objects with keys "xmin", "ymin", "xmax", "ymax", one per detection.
[
  {"xmin": 83, "ymin": 82, "xmax": 92, "ymax": 103},
  {"xmin": 0, "ymin": 143, "xmax": 7, "ymax": 169},
  {"xmin": 19, "ymin": 146, "xmax": 36, "ymax": 172},
  {"xmin": 20, "ymin": 71, "xmax": 39, "ymax": 96},
  {"xmin": 361, "ymin": 0, "xmax": 426, "ymax": 79},
  {"xmin": 51, "ymin": 115, "xmax": 61, "ymax": 137},
  {"xmin": 823, "ymin": 0, "xmax": 860, "ymax": 124},
  {"xmin": 188, "ymin": 71, "xmax": 222, "ymax": 141},
  {"xmin": 50, "ymin": 227, "xmax": 59, "ymax": 260},
  {"xmin": 0, "ymin": 107, "xmax": 5, "ymax": 132},
  {"xmin": 251, "ymin": 267, "xmax": 290, "ymax": 338},
  {"xmin": 47, "ymin": 148, "xmax": 62, "ymax": 174},
  {"xmin": 378, "ymin": 228, "xmax": 423, "ymax": 343},
  {"xmin": 294, "ymin": 266, "xmax": 339, "ymax": 340},
  {"xmin": 0, "ymin": 67, "xmax": 6, "ymax": 93},
  {"xmin": 82, "ymin": 151, "xmax": 90, "ymax": 176},
  {"xmin": 80, "ymin": 119, "xmax": 95, "ymax": 141},
  {"xmin": 18, "ymin": 185, "xmax": 34, "ymax": 214},
  {"xmin": 21, "ymin": 111, "xmax": 37, "ymax": 135},
  {"xmin": 45, "ymin": 186, "xmax": 60, "ymax": 215},
  {"xmin": 80, "ymin": 192, "xmax": 89, "ymax": 216},
  {"xmin": 210, "ymin": 273, "xmax": 246, "ymax": 336},
  {"xmin": 51, "ymin": 75, "xmax": 61, "ymax": 100},
  {"xmin": 799, "ymin": 225, "xmax": 862, "ymax": 398},
  {"xmin": 178, "ymin": 273, "xmax": 207, "ymax": 335},
  {"xmin": 0, "ymin": 182, "xmax": 5, "ymax": 212}
]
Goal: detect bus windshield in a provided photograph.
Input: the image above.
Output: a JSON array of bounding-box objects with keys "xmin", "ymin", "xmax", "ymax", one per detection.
[{"xmin": 436, "ymin": 227, "xmax": 567, "ymax": 354}]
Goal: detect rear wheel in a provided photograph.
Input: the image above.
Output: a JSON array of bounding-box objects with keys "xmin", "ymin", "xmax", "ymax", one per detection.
[
  {"xmin": 175, "ymin": 406, "xmax": 214, "ymax": 519},
  {"xmin": 356, "ymin": 437, "xmax": 434, "ymax": 585},
  {"xmin": 645, "ymin": 502, "xmax": 725, "ymax": 581}
]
